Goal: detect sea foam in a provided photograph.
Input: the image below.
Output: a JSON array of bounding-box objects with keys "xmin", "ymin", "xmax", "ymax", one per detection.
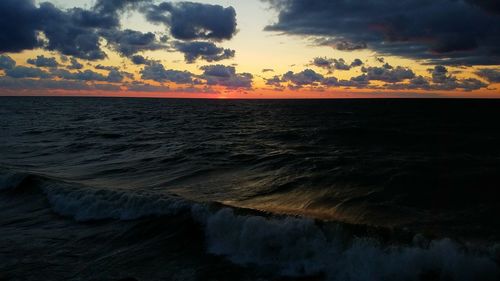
[
  {"xmin": 1, "ymin": 170, "xmax": 498, "ymax": 280},
  {"xmin": 200, "ymin": 208, "xmax": 500, "ymax": 281}
]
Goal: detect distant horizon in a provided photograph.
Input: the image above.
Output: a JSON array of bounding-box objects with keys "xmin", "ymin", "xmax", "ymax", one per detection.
[{"xmin": 2, "ymin": 94, "xmax": 500, "ymax": 101}]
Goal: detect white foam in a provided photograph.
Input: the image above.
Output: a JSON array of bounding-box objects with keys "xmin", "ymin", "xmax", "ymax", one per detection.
[
  {"xmin": 43, "ymin": 185, "xmax": 191, "ymax": 221},
  {"xmin": 8, "ymin": 176, "xmax": 497, "ymax": 280},
  {"xmin": 200, "ymin": 208, "xmax": 500, "ymax": 281}
]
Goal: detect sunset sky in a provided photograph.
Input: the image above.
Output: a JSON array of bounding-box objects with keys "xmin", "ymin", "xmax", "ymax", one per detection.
[{"xmin": 1, "ymin": 0, "xmax": 499, "ymax": 98}]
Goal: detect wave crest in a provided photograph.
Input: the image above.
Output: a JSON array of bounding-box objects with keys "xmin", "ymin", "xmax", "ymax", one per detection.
[
  {"xmin": 2, "ymin": 169, "xmax": 499, "ymax": 280},
  {"xmin": 201, "ymin": 208, "xmax": 500, "ymax": 280},
  {"xmin": 43, "ymin": 185, "xmax": 191, "ymax": 221}
]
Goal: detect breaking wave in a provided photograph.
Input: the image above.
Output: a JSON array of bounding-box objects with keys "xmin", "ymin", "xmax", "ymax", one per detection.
[
  {"xmin": 201, "ymin": 208, "xmax": 500, "ymax": 280},
  {"xmin": 1, "ymin": 169, "xmax": 498, "ymax": 281}
]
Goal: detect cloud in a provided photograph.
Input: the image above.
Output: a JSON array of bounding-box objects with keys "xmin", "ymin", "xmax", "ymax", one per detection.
[
  {"xmin": 264, "ymin": 0, "xmax": 500, "ymax": 65},
  {"xmin": 0, "ymin": 76, "xmax": 121, "ymax": 91},
  {"xmin": 36, "ymin": 1, "xmax": 156, "ymax": 59},
  {"xmin": 68, "ymin": 57, "xmax": 83, "ymax": 70},
  {"xmin": 143, "ymin": 2, "xmax": 237, "ymax": 41},
  {"xmin": 102, "ymin": 29, "xmax": 165, "ymax": 57},
  {"xmin": 92, "ymin": 0, "xmax": 150, "ymax": 17},
  {"xmin": 361, "ymin": 65, "xmax": 415, "ymax": 83},
  {"xmin": 52, "ymin": 69, "xmax": 106, "ymax": 81},
  {"xmin": 27, "ymin": 55, "xmax": 59, "ymax": 68},
  {"xmin": 268, "ymin": 64, "xmax": 489, "ymax": 91},
  {"xmin": 312, "ymin": 57, "xmax": 364, "ymax": 72},
  {"xmin": 476, "ymin": 69, "xmax": 500, "ymax": 83},
  {"xmin": 36, "ymin": 2, "xmax": 108, "ymax": 60},
  {"xmin": 200, "ymin": 65, "xmax": 253, "ymax": 89},
  {"xmin": 5, "ymin": 66, "xmax": 52, "ymax": 78},
  {"xmin": 262, "ymin": 69, "xmax": 274, "ymax": 73},
  {"xmin": 311, "ymin": 57, "xmax": 333, "ymax": 71},
  {"xmin": 0, "ymin": 55, "xmax": 16, "ymax": 70},
  {"xmin": 428, "ymin": 65, "xmax": 488, "ymax": 91},
  {"xmin": 386, "ymin": 65, "xmax": 488, "ymax": 91},
  {"xmin": 265, "ymin": 75, "xmax": 283, "ymax": 87},
  {"xmin": 430, "ymin": 65, "xmax": 452, "ymax": 84},
  {"xmin": 282, "ymin": 69, "xmax": 324, "ymax": 87},
  {"xmin": 52, "ymin": 68, "xmax": 128, "ymax": 83},
  {"xmin": 0, "ymin": 0, "xmax": 40, "ymax": 53},
  {"xmin": 0, "ymin": 0, "xmax": 236, "ymax": 62},
  {"xmin": 333, "ymin": 40, "xmax": 367, "ymax": 51},
  {"xmin": 94, "ymin": 64, "xmax": 134, "ymax": 82},
  {"xmin": 174, "ymin": 41, "xmax": 235, "ymax": 63},
  {"xmin": 351, "ymin": 59, "xmax": 363, "ymax": 68},
  {"xmin": 140, "ymin": 62, "xmax": 194, "ymax": 84},
  {"xmin": 465, "ymin": 0, "xmax": 500, "ymax": 14},
  {"xmin": 271, "ymin": 68, "xmax": 372, "ymax": 89},
  {"xmin": 130, "ymin": 55, "xmax": 149, "ymax": 65},
  {"xmin": 125, "ymin": 81, "xmax": 171, "ymax": 92}
]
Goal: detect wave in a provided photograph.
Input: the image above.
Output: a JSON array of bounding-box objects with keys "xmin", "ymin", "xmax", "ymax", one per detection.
[
  {"xmin": 0, "ymin": 169, "xmax": 30, "ymax": 191},
  {"xmin": 1, "ymin": 169, "xmax": 499, "ymax": 280},
  {"xmin": 200, "ymin": 208, "xmax": 500, "ymax": 280},
  {"xmin": 0, "ymin": 168, "xmax": 192, "ymax": 221}
]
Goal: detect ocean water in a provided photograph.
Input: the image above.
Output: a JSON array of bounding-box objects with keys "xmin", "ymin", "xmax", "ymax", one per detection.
[{"xmin": 0, "ymin": 97, "xmax": 499, "ymax": 281}]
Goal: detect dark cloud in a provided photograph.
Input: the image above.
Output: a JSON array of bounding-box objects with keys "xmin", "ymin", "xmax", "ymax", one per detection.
[
  {"xmin": 312, "ymin": 57, "xmax": 364, "ymax": 72},
  {"xmin": 174, "ymin": 41, "xmax": 235, "ymax": 63},
  {"xmin": 125, "ymin": 81, "xmax": 171, "ymax": 92},
  {"xmin": 35, "ymin": 2, "xmax": 108, "ymax": 60},
  {"xmin": 265, "ymin": 75, "xmax": 283, "ymax": 87},
  {"xmin": 273, "ymin": 68, "xmax": 372, "ymax": 89},
  {"xmin": 361, "ymin": 65, "xmax": 415, "ymax": 83},
  {"xmin": 106, "ymin": 69, "xmax": 127, "ymax": 83},
  {"xmin": 38, "ymin": 1, "xmax": 155, "ymax": 59},
  {"xmin": 264, "ymin": 0, "xmax": 500, "ymax": 65},
  {"xmin": 5, "ymin": 66, "xmax": 52, "ymax": 78},
  {"xmin": 322, "ymin": 74, "xmax": 370, "ymax": 88},
  {"xmin": 427, "ymin": 65, "xmax": 488, "ymax": 91},
  {"xmin": 408, "ymin": 76, "xmax": 431, "ymax": 89},
  {"xmin": 93, "ymin": 0, "xmax": 150, "ymax": 16},
  {"xmin": 312, "ymin": 58, "xmax": 333, "ymax": 71},
  {"xmin": 386, "ymin": 65, "xmax": 488, "ymax": 91},
  {"xmin": 465, "ymin": 0, "xmax": 500, "ymax": 14},
  {"xmin": 457, "ymin": 78, "xmax": 488, "ymax": 91},
  {"xmin": 200, "ymin": 65, "xmax": 253, "ymax": 89},
  {"xmin": 282, "ymin": 69, "xmax": 324, "ymax": 87},
  {"xmin": 262, "ymin": 69, "xmax": 274, "ymax": 73},
  {"xmin": 476, "ymin": 69, "xmax": 500, "ymax": 83},
  {"xmin": 68, "ymin": 57, "xmax": 84, "ymax": 70},
  {"xmin": 334, "ymin": 40, "xmax": 367, "ymax": 51},
  {"xmin": 27, "ymin": 55, "xmax": 59, "ymax": 68},
  {"xmin": 95, "ymin": 64, "xmax": 134, "ymax": 82},
  {"xmin": 140, "ymin": 62, "xmax": 194, "ymax": 84},
  {"xmin": 52, "ymin": 68, "xmax": 127, "ymax": 83},
  {"xmin": 52, "ymin": 69, "xmax": 106, "ymax": 81},
  {"xmin": 0, "ymin": 0, "xmax": 40, "ymax": 53},
  {"xmin": 144, "ymin": 2, "xmax": 237, "ymax": 41},
  {"xmin": 430, "ymin": 65, "xmax": 452, "ymax": 84},
  {"xmin": 1, "ymin": 0, "xmax": 235, "ymax": 62},
  {"xmin": 0, "ymin": 76, "xmax": 120, "ymax": 92},
  {"xmin": 268, "ymin": 63, "xmax": 488, "ymax": 91},
  {"xmin": 0, "ymin": 55, "xmax": 16, "ymax": 70},
  {"xmin": 131, "ymin": 55, "xmax": 154, "ymax": 65},
  {"xmin": 102, "ymin": 29, "xmax": 165, "ymax": 57},
  {"xmin": 351, "ymin": 59, "xmax": 363, "ymax": 68}
]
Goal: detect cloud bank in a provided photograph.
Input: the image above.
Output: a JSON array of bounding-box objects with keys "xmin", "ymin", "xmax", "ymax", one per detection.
[{"xmin": 264, "ymin": 0, "xmax": 500, "ymax": 66}]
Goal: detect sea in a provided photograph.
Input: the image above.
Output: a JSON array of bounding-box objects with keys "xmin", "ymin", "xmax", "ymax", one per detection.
[{"xmin": 0, "ymin": 97, "xmax": 499, "ymax": 281}]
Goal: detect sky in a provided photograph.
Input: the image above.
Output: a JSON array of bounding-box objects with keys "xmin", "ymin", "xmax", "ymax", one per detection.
[{"xmin": 0, "ymin": 0, "xmax": 499, "ymax": 98}]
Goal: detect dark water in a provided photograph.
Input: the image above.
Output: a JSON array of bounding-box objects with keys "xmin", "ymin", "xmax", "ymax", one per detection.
[{"xmin": 1, "ymin": 97, "xmax": 499, "ymax": 281}]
